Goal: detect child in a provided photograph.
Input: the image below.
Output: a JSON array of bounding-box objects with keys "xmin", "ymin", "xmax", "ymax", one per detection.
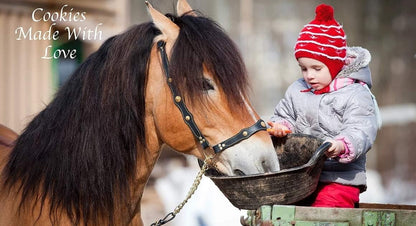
[{"xmin": 268, "ymin": 4, "xmax": 380, "ymax": 208}]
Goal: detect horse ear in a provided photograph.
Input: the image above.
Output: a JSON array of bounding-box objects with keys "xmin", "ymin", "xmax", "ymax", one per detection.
[
  {"xmin": 177, "ymin": 0, "xmax": 197, "ymax": 16},
  {"xmin": 145, "ymin": 1, "xmax": 179, "ymax": 44}
]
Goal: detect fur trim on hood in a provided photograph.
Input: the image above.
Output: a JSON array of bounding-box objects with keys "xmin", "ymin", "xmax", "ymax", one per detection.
[{"xmin": 337, "ymin": 46, "xmax": 373, "ymax": 88}]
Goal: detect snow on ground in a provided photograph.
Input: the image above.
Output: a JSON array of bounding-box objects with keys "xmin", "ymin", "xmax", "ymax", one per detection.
[
  {"xmin": 360, "ymin": 169, "xmax": 416, "ymax": 205},
  {"xmin": 360, "ymin": 169, "xmax": 387, "ymax": 203},
  {"xmin": 154, "ymin": 158, "xmax": 245, "ymax": 226}
]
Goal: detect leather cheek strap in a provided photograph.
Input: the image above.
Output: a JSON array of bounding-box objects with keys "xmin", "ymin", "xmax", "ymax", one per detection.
[{"xmin": 212, "ymin": 119, "xmax": 267, "ymax": 153}]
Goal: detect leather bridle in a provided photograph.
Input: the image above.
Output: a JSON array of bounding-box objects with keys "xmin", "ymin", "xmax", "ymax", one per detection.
[{"xmin": 157, "ymin": 41, "xmax": 267, "ymax": 154}]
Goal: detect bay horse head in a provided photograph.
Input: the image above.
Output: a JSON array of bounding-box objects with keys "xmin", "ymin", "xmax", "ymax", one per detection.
[
  {"xmin": 145, "ymin": 1, "xmax": 279, "ymax": 175},
  {"xmin": 0, "ymin": 0, "xmax": 279, "ymax": 225}
]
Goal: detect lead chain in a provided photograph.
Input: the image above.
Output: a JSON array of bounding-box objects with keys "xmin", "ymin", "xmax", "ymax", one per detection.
[{"xmin": 151, "ymin": 156, "xmax": 213, "ymax": 226}]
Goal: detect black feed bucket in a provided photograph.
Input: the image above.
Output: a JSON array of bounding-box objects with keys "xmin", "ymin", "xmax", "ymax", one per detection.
[{"xmin": 204, "ymin": 134, "xmax": 331, "ymax": 210}]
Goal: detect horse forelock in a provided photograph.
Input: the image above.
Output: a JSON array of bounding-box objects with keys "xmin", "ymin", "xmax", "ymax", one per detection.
[
  {"xmin": 169, "ymin": 13, "xmax": 250, "ymax": 110},
  {"xmin": 2, "ymin": 22, "xmax": 160, "ymax": 225}
]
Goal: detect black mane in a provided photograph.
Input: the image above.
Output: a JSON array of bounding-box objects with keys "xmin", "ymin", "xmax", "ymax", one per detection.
[
  {"xmin": 3, "ymin": 22, "xmax": 159, "ymax": 225},
  {"xmin": 170, "ymin": 12, "xmax": 249, "ymax": 108},
  {"xmin": 2, "ymin": 12, "xmax": 249, "ymax": 225}
]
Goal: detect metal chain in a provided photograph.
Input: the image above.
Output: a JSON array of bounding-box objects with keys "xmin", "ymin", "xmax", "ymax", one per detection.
[{"xmin": 150, "ymin": 156, "xmax": 213, "ymax": 226}]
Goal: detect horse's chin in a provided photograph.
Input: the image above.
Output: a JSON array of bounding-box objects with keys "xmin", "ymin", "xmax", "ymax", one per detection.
[
  {"xmin": 214, "ymin": 159, "xmax": 278, "ymax": 177},
  {"xmin": 214, "ymin": 161, "xmax": 234, "ymax": 176}
]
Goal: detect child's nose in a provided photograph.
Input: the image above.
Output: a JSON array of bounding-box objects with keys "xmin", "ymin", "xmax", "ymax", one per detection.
[{"xmin": 306, "ymin": 71, "xmax": 314, "ymax": 79}]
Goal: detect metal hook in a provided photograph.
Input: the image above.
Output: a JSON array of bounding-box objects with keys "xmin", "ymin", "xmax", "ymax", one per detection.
[{"xmin": 150, "ymin": 212, "xmax": 176, "ymax": 226}]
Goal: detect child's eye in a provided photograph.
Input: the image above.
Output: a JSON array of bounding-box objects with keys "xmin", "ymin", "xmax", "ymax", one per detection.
[
  {"xmin": 314, "ymin": 67, "xmax": 322, "ymax": 71},
  {"xmin": 300, "ymin": 67, "xmax": 307, "ymax": 71}
]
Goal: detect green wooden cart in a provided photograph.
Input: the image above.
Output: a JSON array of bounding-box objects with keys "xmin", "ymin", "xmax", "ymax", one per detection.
[{"xmin": 241, "ymin": 203, "xmax": 416, "ymax": 226}]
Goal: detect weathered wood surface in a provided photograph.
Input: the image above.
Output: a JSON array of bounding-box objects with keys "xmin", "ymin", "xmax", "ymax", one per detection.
[{"xmin": 241, "ymin": 204, "xmax": 416, "ymax": 226}]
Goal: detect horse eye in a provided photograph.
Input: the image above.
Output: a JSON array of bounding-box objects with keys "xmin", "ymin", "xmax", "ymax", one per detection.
[{"xmin": 202, "ymin": 79, "xmax": 215, "ymax": 91}]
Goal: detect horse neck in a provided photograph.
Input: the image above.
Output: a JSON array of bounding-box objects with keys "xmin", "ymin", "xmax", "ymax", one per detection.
[{"xmin": 127, "ymin": 100, "xmax": 163, "ymax": 221}]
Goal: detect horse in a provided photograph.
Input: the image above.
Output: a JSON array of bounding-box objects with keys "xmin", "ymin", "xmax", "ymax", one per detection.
[{"xmin": 0, "ymin": 0, "xmax": 280, "ymax": 225}]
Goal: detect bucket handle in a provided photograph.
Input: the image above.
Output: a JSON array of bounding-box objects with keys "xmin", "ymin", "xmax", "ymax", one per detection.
[{"xmin": 304, "ymin": 141, "xmax": 331, "ymax": 169}]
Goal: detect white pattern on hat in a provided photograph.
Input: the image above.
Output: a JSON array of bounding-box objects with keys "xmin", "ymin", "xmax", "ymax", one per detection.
[
  {"xmin": 304, "ymin": 24, "xmax": 343, "ymax": 29},
  {"xmin": 296, "ymin": 40, "xmax": 347, "ymax": 50},
  {"xmin": 294, "ymin": 49, "xmax": 346, "ymax": 61},
  {"xmin": 299, "ymin": 31, "xmax": 346, "ymax": 40}
]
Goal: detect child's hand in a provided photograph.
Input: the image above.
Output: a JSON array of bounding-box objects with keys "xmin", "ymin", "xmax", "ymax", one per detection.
[
  {"xmin": 325, "ymin": 140, "xmax": 345, "ymax": 159},
  {"xmin": 267, "ymin": 121, "xmax": 291, "ymax": 137}
]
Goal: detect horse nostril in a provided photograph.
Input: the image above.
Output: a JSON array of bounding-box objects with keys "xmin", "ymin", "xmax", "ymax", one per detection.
[{"xmin": 233, "ymin": 169, "xmax": 245, "ymax": 176}]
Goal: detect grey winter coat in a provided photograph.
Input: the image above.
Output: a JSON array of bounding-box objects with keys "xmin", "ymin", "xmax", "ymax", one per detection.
[{"xmin": 270, "ymin": 47, "xmax": 379, "ymax": 190}]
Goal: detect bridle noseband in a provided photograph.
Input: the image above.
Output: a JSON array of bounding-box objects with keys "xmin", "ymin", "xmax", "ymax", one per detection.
[{"xmin": 157, "ymin": 41, "xmax": 267, "ymax": 154}]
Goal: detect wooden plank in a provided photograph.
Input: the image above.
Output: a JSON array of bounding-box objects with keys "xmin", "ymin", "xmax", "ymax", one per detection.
[
  {"xmin": 244, "ymin": 204, "xmax": 416, "ymax": 226},
  {"xmin": 358, "ymin": 203, "xmax": 416, "ymax": 210},
  {"xmin": 294, "ymin": 206, "xmax": 363, "ymax": 226},
  {"xmin": 295, "ymin": 221, "xmax": 349, "ymax": 226}
]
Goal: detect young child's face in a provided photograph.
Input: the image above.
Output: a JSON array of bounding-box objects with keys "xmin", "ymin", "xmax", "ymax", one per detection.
[{"xmin": 298, "ymin": 57, "xmax": 332, "ymax": 91}]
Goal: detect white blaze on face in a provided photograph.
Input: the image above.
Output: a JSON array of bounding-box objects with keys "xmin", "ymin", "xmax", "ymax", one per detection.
[{"xmin": 241, "ymin": 94, "xmax": 258, "ymax": 122}]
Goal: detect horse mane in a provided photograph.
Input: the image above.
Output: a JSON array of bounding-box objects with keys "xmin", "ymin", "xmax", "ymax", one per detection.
[
  {"xmin": 2, "ymin": 22, "xmax": 159, "ymax": 225},
  {"xmin": 1, "ymin": 12, "xmax": 249, "ymax": 225},
  {"xmin": 169, "ymin": 12, "xmax": 249, "ymax": 109}
]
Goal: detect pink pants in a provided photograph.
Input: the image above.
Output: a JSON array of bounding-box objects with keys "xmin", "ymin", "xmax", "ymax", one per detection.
[{"xmin": 311, "ymin": 182, "xmax": 360, "ymax": 208}]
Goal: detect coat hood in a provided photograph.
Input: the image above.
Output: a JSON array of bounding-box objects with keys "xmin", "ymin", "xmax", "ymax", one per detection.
[{"xmin": 337, "ymin": 46, "xmax": 373, "ymax": 88}]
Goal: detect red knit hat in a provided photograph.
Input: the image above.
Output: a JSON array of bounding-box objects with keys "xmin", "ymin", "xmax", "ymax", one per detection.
[{"xmin": 294, "ymin": 4, "xmax": 347, "ymax": 78}]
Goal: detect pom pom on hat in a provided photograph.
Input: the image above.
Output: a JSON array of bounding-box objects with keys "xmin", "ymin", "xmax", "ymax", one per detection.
[
  {"xmin": 294, "ymin": 4, "xmax": 347, "ymax": 79},
  {"xmin": 315, "ymin": 4, "xmax": 334, "ymax": 21}
]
